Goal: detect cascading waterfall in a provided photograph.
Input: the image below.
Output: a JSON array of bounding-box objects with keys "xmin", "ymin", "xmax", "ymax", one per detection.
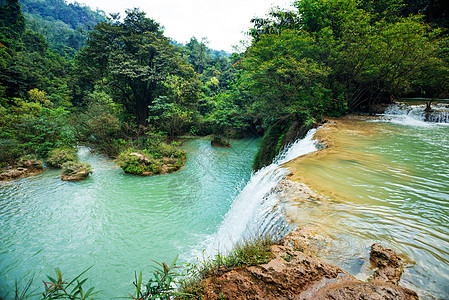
[
  {"xmin": 384, "ymin": 102, "xmax": 449, "ymax": 124},
  {"xmin": 427, "ymin": 110, "xmax": 449, "ymax": 123},
  {"xmin": 205, "ymin": 129, "xmax": 319, "ymax": 255}
]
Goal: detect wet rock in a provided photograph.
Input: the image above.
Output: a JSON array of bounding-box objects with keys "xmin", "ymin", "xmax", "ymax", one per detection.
[
  {"xmin": 370, "ymin": 243, "xmax": 403, "ymax": 285},
  {"xmin": 19, "ymin": 159, "xmax": 43, "ymax": 169},
  {"xmin": 0, "ymin": 159, "xmax": 44, "ymax": 181},
  {"xmin": 309, "ymin": 280, "xmax": 419, "ymax": 299},
  {"xmin": 60, "ymin": 161, "xmax": 92, "ymax": 182},
  {"xmin": 60, "ymin": 169, "xmax": 90, "ymax": 182},
  {"xmin": 0, "ymin": 168, "xmax": 25, "ymax": 180},
  {"xmin": 198, "ymin": 229, "xmax": 418, "ymax": 299}
]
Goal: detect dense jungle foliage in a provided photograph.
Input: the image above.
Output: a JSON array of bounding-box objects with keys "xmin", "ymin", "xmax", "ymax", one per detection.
[{"xmin": 1, "ymin": 0, "xmax": 448, "ymax": 171}]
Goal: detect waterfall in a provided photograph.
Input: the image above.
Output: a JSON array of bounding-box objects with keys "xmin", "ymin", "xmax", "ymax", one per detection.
[
  {"xmin": 205, "ymin": 129, "xmax": 318, "ymax": 255},
  {"xmin": 426, "ymin": 110, "xmax": 449, "ymax": 123},
  {"xmin": 384, "ymin": 103, "xmax": 449, "ymax": 124}
]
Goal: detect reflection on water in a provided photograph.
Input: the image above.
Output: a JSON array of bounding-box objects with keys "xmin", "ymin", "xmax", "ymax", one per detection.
[
  {"xmin": 0, "ymin": 138, "xmax": 260, "ymax": 299},
  {"xmin": 285, "ymin": 117, "xmax": 449, "ymax": 299}
]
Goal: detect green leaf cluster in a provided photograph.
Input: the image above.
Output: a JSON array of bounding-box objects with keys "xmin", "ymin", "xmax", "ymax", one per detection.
[
  {"xmin": 76, "ymin": 9, "xmax": 202, "ymax": 126},
  {"xmin": 244, "ymin": 0, "xmax": 449, "ymax": 120}
]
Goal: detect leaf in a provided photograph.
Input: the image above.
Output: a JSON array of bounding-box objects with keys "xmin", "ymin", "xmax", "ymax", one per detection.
[
  {"xmin": 84, "ymin": 287, "xmax": 95, "ymax": 298},
  {"xmin": 135, "ymin": 271, "xmax": 142, "ymax": 296},
  {"xmin": 67, "ymin": 266, "xmax": 93, "ymax": 288}
]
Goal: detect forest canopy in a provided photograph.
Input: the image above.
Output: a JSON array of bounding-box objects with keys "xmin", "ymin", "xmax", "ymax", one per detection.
[
  {"xmin": 0, "ymin": 0, "xmax": 448, "ymax": 170},
  {"xmin": 246, "ymin": 0, "xmax": 449, "ymax": 122}
]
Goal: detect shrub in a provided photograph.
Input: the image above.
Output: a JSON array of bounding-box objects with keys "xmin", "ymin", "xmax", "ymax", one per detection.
[
  {"xmin": 157, "ymin": 142, "xmax": 186, "ymax": 158},
  {"xmin": 130, "ymin": 256, "xmax": 182, "ymax": 300},
  {"xmin": 115, "ymin": 147, "xmax": 182, "ymax": 176},
  {"xmin": 47, "ymin": 147, "xmax": 78, "ymax": 168},
  {"xmin": 211, "ymin": 135, "xmax": 230, "ymax": 148},
  {"xmin": 116, "ymin": 149, "xmax": 161, "ymax": 175}
]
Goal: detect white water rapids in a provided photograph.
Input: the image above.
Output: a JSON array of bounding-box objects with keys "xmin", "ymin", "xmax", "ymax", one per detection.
[{"xmin": 384, "ymin": 102, "xmax": 449, "ymax": 125}]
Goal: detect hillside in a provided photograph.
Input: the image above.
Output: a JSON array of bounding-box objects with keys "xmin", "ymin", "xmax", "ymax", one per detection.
[{"xmin": 18, "ymin": 0, "xmax": 106, "ymax": 56}]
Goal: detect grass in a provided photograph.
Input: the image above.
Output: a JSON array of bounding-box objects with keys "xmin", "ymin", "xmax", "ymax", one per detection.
[{"xmin": 178, "ymin": 235, "xmax": 277, "ymax": 299}]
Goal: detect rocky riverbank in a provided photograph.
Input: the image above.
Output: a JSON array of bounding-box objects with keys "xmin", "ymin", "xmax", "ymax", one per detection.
[
  {"xmin": 0, "ymin": 158, "xmax": 44, "ymax": 181},
  {"xmin": 198, "ymin": 227, "xmax": 417, "ymax": 299}
]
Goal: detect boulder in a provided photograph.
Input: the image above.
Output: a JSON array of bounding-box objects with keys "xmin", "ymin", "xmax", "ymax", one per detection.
[
  {"xmin": 60, "ymin": 169, "xmax": 90, "ymax": 182},
  {"xmin": 0, "ymin": 159, "xmax": 44, "ymax": 181},
  {"xmin": 60, "ymin": 161, "xmax": 92, "ymax": 182}
]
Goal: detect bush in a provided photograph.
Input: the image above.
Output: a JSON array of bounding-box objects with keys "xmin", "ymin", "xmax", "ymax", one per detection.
[
  {"xmin": 115, "ymin": 144, "xmax": 185, "ymax": 176},
  {"xmin": 156, "ymin": 142, "xmax": 186, "ymax": 159},
  {"xmin": 116, "ymin": 149, "xmax": 162, "ymax": 175},
  {"xmin": 47, "ymin": 147, "xmax": 78, "ymax": 168},
  {"xmin": 130, "ymin": 256, "xmax": 181, "ymax": 300},
  {"xmin": 211, "ymin": 135, "xmax": 230, "ymax": 148}
]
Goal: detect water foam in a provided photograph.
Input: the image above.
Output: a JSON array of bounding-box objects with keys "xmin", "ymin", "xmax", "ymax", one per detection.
[
  {"xmin": 203, "ymin": 129, "xmax": 318, "ymax": 255},
  {"xmin": 382, "ymin": 103, "xmax": 449, "ymax": 126}
]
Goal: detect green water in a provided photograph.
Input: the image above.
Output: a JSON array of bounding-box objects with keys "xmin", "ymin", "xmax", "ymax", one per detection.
[
  {"xmin": 286, "ymin": 118, "xmax": 449, "ymax": 299},
  {"xmin": 0, "ymin": 138, "xmax": 260, "ymax": 299}
]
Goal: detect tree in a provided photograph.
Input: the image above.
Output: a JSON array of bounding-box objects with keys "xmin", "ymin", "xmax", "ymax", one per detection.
[
  {"xmin": 401, "ymin": 0, "xmax": 449, "ymax": 28},
  {"xmin": 0, "ymin": 0, "xmax": 26, "ymax": 48},
  {"xmin": 243, "ymin": 30, "xmax": 333, "ymax": 123},
  {"xmin": 78, "ymin": 9, "xmax": 200, "ymax": 125},
  {"xmin": 244, "ymin": 0, "xmax": 449, "ymax": 116},
  {"xmin": 184, "ymin": 37, "xmax": 210, "ymax": 74}
]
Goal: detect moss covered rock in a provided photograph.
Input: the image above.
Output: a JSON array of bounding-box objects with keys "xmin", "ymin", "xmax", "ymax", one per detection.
[
  {"xmin": 0, "ymin": 156, "xmax": 44, "ymax": 181},
  {"xmin": 61, "ymin": 161, "xmax": 92, "ymax": 181},
  {"xmin": 116, "ymin": 146, "xmax": 186, "ymax": 176},
  {"xmin": 253, "ymin": 119, "xmax": 313, "ymax": 171}
]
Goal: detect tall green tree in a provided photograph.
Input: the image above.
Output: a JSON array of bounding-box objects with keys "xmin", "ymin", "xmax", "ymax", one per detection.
[{"xmin": 78, "ymin": 9, "xmax": 200, "ymax": 125}]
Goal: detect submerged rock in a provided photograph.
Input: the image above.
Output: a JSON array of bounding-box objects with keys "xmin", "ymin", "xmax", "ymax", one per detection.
[{"xmin": 198, "ymin": 229, "xmax": 418, "ymax": 299}]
